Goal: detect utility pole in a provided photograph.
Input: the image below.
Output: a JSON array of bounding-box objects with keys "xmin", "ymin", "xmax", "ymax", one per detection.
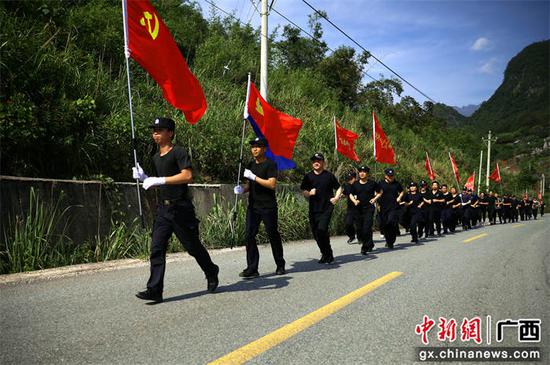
[
  {"xmin": 483, "ymin": 130, "xmax": 497, "ymax": 189},
  {"xmin": 478, "ymin": 150, "xmax": 483, "ymax": 194},
  {"xmin": 542, "ymin": 174, "xmax": 545, "ymax": 197},
  {"xmin": 260, "ymin": 0, "xmax": 268, "ymax": 100}
]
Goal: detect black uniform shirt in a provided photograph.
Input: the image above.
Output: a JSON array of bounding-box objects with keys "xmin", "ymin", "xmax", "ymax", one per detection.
[
  {"xmin": 442, "ymin": 192, "xmax": 454, "ymax": 209},
  {"xmin": 378, "ymin": 179, "xmax": 404, "ymax": 212},
  {"xmin": 342, "ymin": 183, "xmax": 355, "ymax": 210},
  {"xmin": 404, "ymin": 192, "xmax": 423, "ymax": 214},
  {"xmin": 428, "ymin": 190, "xmax": 445, "ymax": 210},
  {"xmin": 300, "ymin": 170, "xmax": 340, "ymax": 213},
  {"xmin": 420, "ymin": 190, "xmax": 430, "ymax": 211},
  {"xmin": 247, "ymin": 159, "xmax": 278, "ymax": 209},
  {"xmin": 153, "ymin": 145, "xmax": 192, "ymax": 201},
  {"xmin": 487, "ymin": 196, "xmax": 496, "ymax": 208},
  {"xmin": 351, "ymin": 180, "xmax": 380, "ymax": 208}
]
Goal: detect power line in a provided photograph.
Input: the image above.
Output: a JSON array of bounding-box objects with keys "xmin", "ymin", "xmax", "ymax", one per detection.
[
  {"xmin": 301, "ymin": 0, "xmax": 436, "ymax": 102},
  {"xmin": 270, "ymin": 7, "xmax": 378, "ymax": 82}
]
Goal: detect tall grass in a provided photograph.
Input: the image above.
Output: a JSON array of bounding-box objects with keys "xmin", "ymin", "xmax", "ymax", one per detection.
[{"xmin": 1, "ymin": 188, "xmax": 72, "ymax": 273}]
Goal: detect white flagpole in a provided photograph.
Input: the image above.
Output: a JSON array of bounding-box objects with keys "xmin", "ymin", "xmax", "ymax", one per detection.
[
  {"xmin": 373, "ymin": 111, "xmax": 377, "ymax": 179},
  {"xmin": 333, "ymin": 115, "xmax": 339, "ymax": 164},
  {"xmin": 230, "ymin": 73, "xmax": 251, "ymax": 245},
  {"xmin": 121, "ymin": 0, "xmax": 144, "ymax": 227}
]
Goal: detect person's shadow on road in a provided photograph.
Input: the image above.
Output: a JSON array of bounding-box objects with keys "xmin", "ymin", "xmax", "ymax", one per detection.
[
  {"xmin": 289, "ymin": 252, "xmax": 377, "ymax": 274},
  {"xmin": 161, "ymin": 274, "xmax": 292, "ymax": 304}
]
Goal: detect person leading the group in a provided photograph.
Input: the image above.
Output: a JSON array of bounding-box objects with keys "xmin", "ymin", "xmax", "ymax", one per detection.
[{"xmin": 132, "ymin": 117, "xmax": 219, "ymax": 304}]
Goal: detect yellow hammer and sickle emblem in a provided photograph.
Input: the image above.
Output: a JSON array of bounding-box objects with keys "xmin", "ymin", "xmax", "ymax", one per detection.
[
  {"xmin": 140, "ymin": 11, "xmax": 159, "ymax": 40},
  {"xmin": 255, "ymin": 98, "xmax": 264, "ymax": 116}
]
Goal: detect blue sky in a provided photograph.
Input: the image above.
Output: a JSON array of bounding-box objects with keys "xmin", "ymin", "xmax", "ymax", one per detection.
[{"xmin": 194, "ymin": 0, "xmax": 549, "ymax": 107}]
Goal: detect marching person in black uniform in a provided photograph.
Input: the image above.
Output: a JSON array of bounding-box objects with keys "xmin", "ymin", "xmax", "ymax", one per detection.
[
  {"xmin": 532, "ymin": 198, "xmax": 539, "ymax": 220},
  {"xmin": 470, "ymin": 190, "xmax": 480, "ymax": 227},
  {"xmin": 511, "ymin": 195, "xmax": 519, "ymax": 222},
  {"xmin": 377, "ymin": 168, "xmax": 404, "ymax": 249},
  {"xmin": 502, "ymin": 194, "xmax": 512, "ymax": 223},
  {"xmin": 427, "ymin": 181, "xmax": 444, "ymax": 236},
  {"xmin": 487, "ymin": 191, "xmax": 497, "ymax": 225},
  {"xmin": 495, "ymin": 193, "xmax": 504, "ymax": 223},
  {"xmin": 478, "ymin": 192, "xmax": 488, "ymax": 224},
  {"xmin": 449, "ymin": 187, "xmax": 461, "ymax": 232},
  {"xmin": 440, "ymin": 184, "xmax": 453, "ymax": 234},
  {"xmin": 403, "ymin": 182, "xmax": 424, "ymax": 243},
  {"xmin": 234, "ymin": 137, "xmax": 286, "ymax": 278},
  {"xmin": 418, "ymin": 180, "xmax": 430, "ymax": 239},
  {"xmin": 133, "ymin": 117, "xmax": 219, "ymax": 303},
  {"xmin": 300, "ymin": 153, "xmax": 342, "ymax": 264},
  {"xmin": 459, "ymin": 187, "xmax": 472, "ymax": 230},
  {"xmin": 541, "ymin": 200, "xmax": 545, "ymax": 217},
  {"xmin": 349, "ymin": 166, "xmax": 382, "ymax": 255},
  {"xmin": 342, "ymin": 171, "xmax": 358, "ymax": 244},
  {"xmin": 523, "ymin": 195, "xmax": 532, "ymax": 220}
]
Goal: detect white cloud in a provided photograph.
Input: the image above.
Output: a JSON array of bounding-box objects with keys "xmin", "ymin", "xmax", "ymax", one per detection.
[
  {"xmin": 471, "ymin": 37, "xmax": 490, "ymax": 51},
  {"xmin": 479, "ymin": 58, "xmax": 497, "ymax": 74}
]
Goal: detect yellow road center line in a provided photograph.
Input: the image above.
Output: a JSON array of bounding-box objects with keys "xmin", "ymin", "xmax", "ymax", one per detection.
[
  {"xmin": 208, "ymin": 271, "xmax": 403, "ymax": 365},
  {"xmin": 463, "ymin": 233, "xmax": 488, "ymax": 243},
  {"xmin": 512, "ymin": 224, "xmax": 525, "ymax": 228}
]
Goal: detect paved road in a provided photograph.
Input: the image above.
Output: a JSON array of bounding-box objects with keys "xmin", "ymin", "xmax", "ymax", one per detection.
[{"xmin": 1, "ymin": 218, "xmax": 549, "ymax": 364}]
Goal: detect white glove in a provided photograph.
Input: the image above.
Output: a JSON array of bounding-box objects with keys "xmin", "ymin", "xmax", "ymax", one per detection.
[
  {"xmin": 132, "ymin": 162, "xmax": 148, "ymax": 182},
  {"xmin": 234, "ymin": 185, "xmax": 245, "ymax": 194},
  {"xmin": 142, "ymin": 177, "xmax": 166, "ymax": 190},
  {"xmin": 243, "ymin": 169, "xmax": 257, "ymax": 181}
]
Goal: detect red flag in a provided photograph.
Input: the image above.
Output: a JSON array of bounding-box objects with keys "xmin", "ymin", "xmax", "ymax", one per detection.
[
  {"xmin": 244, "ymin": 81, "xmax": 303, "ymax": 170},
  {"xmin": 424, "ymin": 153, "xmax": 436, "ymax": 181},
  {"xmin": 449, "ymin": 152, "xmax": 461, "ymax": 184},
  {"xmin": 488, "ymin": 163, "xmax": 501, "ymax": 183},
  {"xmin": 335, "ymin": 119, "xmax": 359, "ymax": 161},
  {"xmin": 372, "ymin": 112, "xmax": 396, "ymax": 164},
  {"xmin": 124, "ymin": 0, "xmax": 206, "ymax": 124},
  {"xmin": 464, "ymin": 173, "xmax": 475, "ymax": 191},
  {"xmin": 538, "ymin": 193, "xmax": 542, "ymax": 200}
]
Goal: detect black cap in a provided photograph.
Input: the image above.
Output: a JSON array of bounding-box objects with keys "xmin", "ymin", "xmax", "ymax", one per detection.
[
  {"xmin": 358, "ymin": 165, "xmax": 370, "ymax": 173},
  {"xmin": 409, "ymin": 181, "xmax": 418, "ymax": 187},
  {"xmin": 249, "ymin": 137, "xmax": 268, "ymax": 147},
  {"xmin": 346, "ymin": 171, "xmax": 357, "ymax": 180},
  {"xmin": 462, "ymin": 186, "xmax": 468, "ymax": 191},
  {"xmin": 149, "ymin": 117, "xmax": 175, "ymax": 130},
  {"xmin": 311, "ymin": 152, "xmax": 325, "ymax": 161},
  {"xmin": 420, "ymin": 180, "xmax": 428, "ymax": 186},
  {"xmin": 384, "ymin": 168, "xmax": 395, "ymax": 176}
]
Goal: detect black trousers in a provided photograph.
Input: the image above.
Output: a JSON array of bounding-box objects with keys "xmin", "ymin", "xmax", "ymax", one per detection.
[
  {"xmin": 429, "ymin": 207, "xmax": 442, "ymax": 235},
  {"xmin": 245, "ymin": 207, "xmax": 285, "ymax": 272},
  {"xmin": 418, "ymin": 209, "xmax": 428, "ymax": 237},
  {"xmin": 354, "ymin": 205, "xmax": 375, "ymax": 250},
  {"xmin": 380, "ymin": 208, "xmax": 400, "ymax": 247},
  {"xmin": 344, "ymin": 208, "xmax": 356, "ymax": 240},
  {"xmin": 147, "ymin": 203, "xmax": 216, "ymax": 294},
  {"xmin": 488, "ymin": 207, "xmax": 496, "ymax": 224},
  {"xmin": 441, "ymin": 208, "xmax": 452, "ymax": 233},
  {"xmin": 496, "ymin": 209, "xmax": 503, "ymax": 223},
  {"xmin": 461, "ymin": 206, "xmax": 471, "ymax": 229},
  {"xmin": 409, "ymin": 211, "xmax": 424, "ymax": 242},
  {"xmin": 480, "ymin": 207, "xmax": 487, "ymax": 222},
  {"xmin": 309, "ymin": 207, "xmax": 334, "ymax": 259},
  {"xmin": 533, "ymin": 207, "xmax": 538, "ymax": 219}
]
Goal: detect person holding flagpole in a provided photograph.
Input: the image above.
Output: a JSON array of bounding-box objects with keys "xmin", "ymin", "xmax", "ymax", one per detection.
[
  {"xmin": 301, "ymin": 153, "xmax": 342, "ymax": 264},
  {"xmin": 234, "ymin": 137, "xmax": 286, "ymax": 278},
  {"xmin": 132, "ymin": 118, "xmax": 219, "ymax": 303}
]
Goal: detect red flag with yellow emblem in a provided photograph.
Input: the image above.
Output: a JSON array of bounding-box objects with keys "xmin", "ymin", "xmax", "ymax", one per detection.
[
  {"xmin": 372, "ymin": 112, "xmax": 396, "ymax": 164},
  {"xmin": 335, "ymin": 119, "xmax": 359, "ymax": 161},
  {"xmin": 123, "ymin": 0, "xmax": 206, "ymax": 124}
]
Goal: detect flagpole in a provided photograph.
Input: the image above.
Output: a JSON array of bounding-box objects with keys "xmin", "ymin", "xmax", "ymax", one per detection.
[
  {"xmin": 477, "ymin": 150, "xmax": 483, "ymax": 194},
  {"xmin": 230, "ymin": 73, "xmax": 251, "ymax": 247},
  {"xmin": 121, "ymin": 0, "xmax": 145, "ymax": 228},
  {"xmin": 373, "ymin": 111, "xmax": 377, "ymax": 180},
  {"xmin": 333, "ymin": 115, "xmax": 339, "ymax": 167},
  {"xmin": 426, "ymin": 152, "xmax": 430, "ymax": 180}
]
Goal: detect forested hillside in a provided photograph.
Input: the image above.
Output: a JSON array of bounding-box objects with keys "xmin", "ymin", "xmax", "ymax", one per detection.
[{"xmin": 0, "ymin": 0, "xmax": 513, "ymax": 190}]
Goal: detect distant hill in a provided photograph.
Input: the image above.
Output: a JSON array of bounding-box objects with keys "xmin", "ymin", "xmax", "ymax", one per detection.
[
  {"xmin": 452, "ymin": 104, "xmax": 480, "ymax": 117},
  {"xmin": 432, "ymin": 103, "xmax": 468, "ymax": 127},
  {"xmin": 469, "ymin": 40, "xmax": 549, "ymax": 155}
]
